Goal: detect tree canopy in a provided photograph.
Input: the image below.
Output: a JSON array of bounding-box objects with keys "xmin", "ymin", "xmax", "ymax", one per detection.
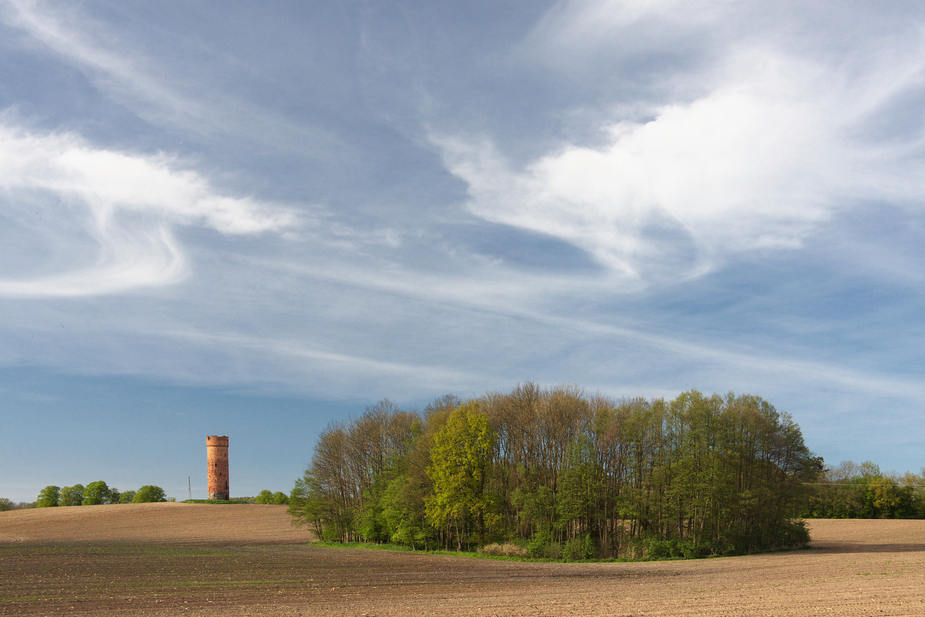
[{"xmin": 133, "ymin": 485, "xmax": 167, "ymax": 503}]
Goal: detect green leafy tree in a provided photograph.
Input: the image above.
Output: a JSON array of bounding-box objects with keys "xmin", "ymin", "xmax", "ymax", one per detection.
[
  {"xmin": 288, "ymin": 473, "xmax": 334, "ymax": 540},
  {"xmin": 0, "ymin": 498, "xmax": 14, "ymax": 511},
  {"xmin": 118, "ymin": 490, "xmax": 136, "ymax": 504},
  {"xmin": 426, "ymin": 401, "xmax": 498, "ymax": 548},
  {"xmin": 59, "ymin": 485, "xmax": 85, "ymax": 507},
  {"xmin": 82, "ymin": 481, "xmax": 111, "ymax": 505},
  {"xmin": 256, "ymin": 490, "xmax": 289, "ymax": 505},
  {"xmin": 133, "ymin": 485, "xmax": 167, "ymax": 503},
  {"xmin": 255, "ymin": 489, "xmax": 289, "ymax": 505},
  {"xmin": 36, "ymin": 485, "xmax": 60, "ymax": 508},
  {"xmin": 556, "ymin": 434, "xmax": 600, "ymax": 540}
]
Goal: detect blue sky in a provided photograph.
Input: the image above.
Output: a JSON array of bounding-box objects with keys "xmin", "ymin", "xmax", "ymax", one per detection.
[{"xmin": 2, "ymin": 0, "xmax": 924, "ymax": 503}]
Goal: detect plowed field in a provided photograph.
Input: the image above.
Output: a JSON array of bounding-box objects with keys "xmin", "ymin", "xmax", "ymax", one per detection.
[{"xmin": 2, "ymin": 504, "xmax": 925, "ymax": 616}]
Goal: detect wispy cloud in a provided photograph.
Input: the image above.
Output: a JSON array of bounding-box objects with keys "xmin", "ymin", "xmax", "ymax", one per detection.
[
  {"xmin": 0, "ymin": 120, "xmax": 297, "ymax": 297},
  {"xmin": 2, "ymin": 0, "xmax": 205, "ymax": 128},
  {"xmin": 436, "ymin": 1, "xmax": 925, "ymax": 282},
  {"xmin": 0, "ymin": 0, "xmax": 341, "ymax": 153}
]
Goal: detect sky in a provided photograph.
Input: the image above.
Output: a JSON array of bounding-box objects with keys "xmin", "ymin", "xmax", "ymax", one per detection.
[{"xmin": 1, "ymin": 0, "xmax": 924, "ymax": 504}]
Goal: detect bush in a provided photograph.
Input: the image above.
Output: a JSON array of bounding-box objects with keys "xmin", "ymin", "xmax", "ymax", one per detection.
[
  {"xmin": 561, "ymin": 534, "xmax": 595, "ymax": 561},
  {"xmin": 639, "ymin": 537, "xmax": 705, "ymax": 559},
  {"xmin": 527, "ymin": 530, "xmax": 562, "ymax": 559},
  {"xmin": 768, "ymin": 520, "xmax": 811, "ymax": 549}
]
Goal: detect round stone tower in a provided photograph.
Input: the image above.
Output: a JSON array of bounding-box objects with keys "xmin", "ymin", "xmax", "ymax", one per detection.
[{"xmin": 206, "ymin": 435, "xmax": 229, "ymax": 500}]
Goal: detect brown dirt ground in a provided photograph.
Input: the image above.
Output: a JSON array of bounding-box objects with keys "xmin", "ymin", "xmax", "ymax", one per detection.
[{"xmin": 2, "ymin": 504, "xmax": 925, "ymax": 616}]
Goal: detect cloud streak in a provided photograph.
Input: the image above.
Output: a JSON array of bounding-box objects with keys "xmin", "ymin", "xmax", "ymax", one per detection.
[
  {"xmin": 0, "ymin": 121, "xmax": 297, "ymax": 297},
  {"xmin": 0, "ymin": 0, "xmax": 342, "ymax": 158}
]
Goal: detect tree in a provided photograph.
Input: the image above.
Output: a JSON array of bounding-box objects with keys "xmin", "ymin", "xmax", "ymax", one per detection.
[
  {"xmin": 36, "ymin": 485, "xmax": 60, "ymax": 508},
  {"xmin": 59, "ymin": 485, "xmax": 85, "ymax": 507},
  {"xmin": 256, "ymin": 490, "xmax": 289, "ymax": 504},
  {"xmin": 426, "ymin": 401, "xmax": 498, "ymax": 548},
  {"xmin": 133, "ymin": 485, "xmax": 167, "ymax": 503},
  {"xmin": 119, "ymin": 490, "xmax": 136, "ymax": 504},
  {"xmin": 288, "ymin": 473, "xmax": 334, "ymax": 540},
  {"xmin": 82, "ymin": 481, "xmax": 111, "ymax": 505},
  {"xmin": 556, "ymin": 434, "xmax": 600, "ymax": 540},
  {"xmin": 0, "ymin": 498, "xmax": 14, "ymax": 512}
]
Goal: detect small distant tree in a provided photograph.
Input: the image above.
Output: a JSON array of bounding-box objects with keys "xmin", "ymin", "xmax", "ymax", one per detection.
[
  {"xmin": 257, "ymin": 490, "xmax": 290, "ymax": 504},
  {"xmin": 133, "ymin": 485, "xmax": 167, "ymax": 503},
  {"xmin": 82, "ymin": 481, "xmax": 111, "ymax": 505},
  {"xmin": 271, "ymin": 491, "xmax": 289, "ymax": 504},
  {"xmin": 36, "ymin": 486, "xmax": 60, "ymax": 508},
  {"xmin": 0, "ymin": 498, "xmax": 14, "ymax": 512},
  {"xmin": 59, "ymin": 485, "xmax": 85, "ymax": 507},
  {"xmin": 118, "ymin": 490, "xmax": 136, "ymax": 504}
]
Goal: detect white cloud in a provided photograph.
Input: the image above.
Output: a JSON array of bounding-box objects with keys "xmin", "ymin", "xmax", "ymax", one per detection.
[
  {"xmin": 528, "ymin": 0, "xmax": 725, "ymax": 56},
  {"xmin": 0, "ymin": 121, "xmax": 297, "ymax": 297},
  {"xmin": 437, "ymin": 4, "xmax": 925, "ymax": 280}
]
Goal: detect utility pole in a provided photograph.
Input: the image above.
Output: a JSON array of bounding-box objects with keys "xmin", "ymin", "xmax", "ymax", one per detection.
[{"xmin": 188, "ymin": 476, "xmax": 191, "ymax": 501}]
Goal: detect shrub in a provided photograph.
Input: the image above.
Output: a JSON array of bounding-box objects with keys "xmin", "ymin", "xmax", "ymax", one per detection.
[
  {"xmin": 561, "ymin": 534, "xmax": 595, "ymax": 561},
  {"xmin": 527, "ymin": 531, "xmax": 562, "ymax": 559}
]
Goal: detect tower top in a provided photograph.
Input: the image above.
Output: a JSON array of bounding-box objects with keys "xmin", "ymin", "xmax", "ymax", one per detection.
[{"xmin": 207, "ymin": 435, "xmax": 229, "ymax": 447}]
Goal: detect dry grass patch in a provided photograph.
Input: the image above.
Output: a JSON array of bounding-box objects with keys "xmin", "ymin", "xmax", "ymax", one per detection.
[{"xmin": 478, "ymin": 541, "xmax": 530, "ymax": 558}]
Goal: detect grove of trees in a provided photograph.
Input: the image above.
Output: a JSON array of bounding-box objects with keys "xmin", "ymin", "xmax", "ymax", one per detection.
[
  {"xmin": 35, "ymin": 482, "xmax": 167, "ymax": 506},
  {"xmin": 288, "ymin": 385, "xmax": 822, "ymax": 559}
]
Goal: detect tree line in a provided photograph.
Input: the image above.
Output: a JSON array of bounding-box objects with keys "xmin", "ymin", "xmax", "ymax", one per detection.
[
  {"xmin": 801, "ymin": 461, "xmax": 925, "ymax": 519},
  {"xmin": 288, "ymin": 385, "xmax": 821, "ymax": 559},
  {"xmin": 35, "ymin": 482, "xmax": 168, "ymax": 506}
]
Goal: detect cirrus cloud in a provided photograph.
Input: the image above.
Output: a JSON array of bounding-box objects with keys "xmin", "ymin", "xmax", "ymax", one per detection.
[
  {"xmin": 0, "ymin": 120, "xmax": 297, "ymax": 297},
  {"xmin": 437, "ymin": 2, "xmax": 925, "ymax": 282}
]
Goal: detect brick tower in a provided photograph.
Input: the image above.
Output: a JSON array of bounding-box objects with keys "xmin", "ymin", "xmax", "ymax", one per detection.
[{"xmin": 206, "ymin": 435, "xmax": 229, "ymax": 500}]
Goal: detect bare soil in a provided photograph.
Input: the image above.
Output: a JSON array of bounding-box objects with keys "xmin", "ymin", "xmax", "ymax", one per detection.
[{"xmin": 2, "ymin": 504, "xmax": 925, "ymax": 616}]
